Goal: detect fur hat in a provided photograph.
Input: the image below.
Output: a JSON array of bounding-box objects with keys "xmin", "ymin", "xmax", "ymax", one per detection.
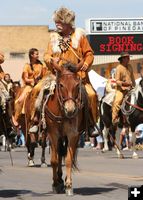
[
  {"xmin": 53, "ymin": 7, "xmax": 75, "ymax": 27},
  {"xmin": 118, "ymin": 52, "xmax": 130, "ymax": 61},
  {"xmin": 0, "ymin": 52, "xmax": 4, "ymax": 64}
]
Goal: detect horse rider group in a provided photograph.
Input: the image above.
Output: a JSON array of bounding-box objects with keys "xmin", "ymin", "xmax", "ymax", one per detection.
[{"xmin": 0, "ymin": 6, "xmax": 136, "ymax": 141}]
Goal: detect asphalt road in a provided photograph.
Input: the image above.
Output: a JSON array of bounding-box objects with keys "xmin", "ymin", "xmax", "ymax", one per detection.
[{"xmin": 0, "ymin": 146, "xmax": 143, "ymax": 200}]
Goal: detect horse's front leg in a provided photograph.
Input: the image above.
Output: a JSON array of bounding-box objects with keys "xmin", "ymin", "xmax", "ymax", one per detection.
[
  {"xmin": 131, "ymin": 131, "xmax": 139, "ymax": 159},
  {"xmin": 50, "ymin": 135, "xmax": 62, "ymax": 193},
  {"xmin": 57, "ymin": 154, "xmax": 64, "ymax": 192},
  {"xmin": 27, "ymin": 133, "xmax": 37, "ymax": 167},
  {"xmin": 65, "ymin": 135, "xmax": 79, "ymax": 196},
  {"xmin": 40, "ymin": 130, "xmax": 47, "ymax": 167},
  {"xmin": 102, "ymin": 127, "xmax": 109, "ymax": 152}
]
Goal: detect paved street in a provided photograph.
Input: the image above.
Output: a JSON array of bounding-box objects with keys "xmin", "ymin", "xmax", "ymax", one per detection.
[{"xmin": 0, "ymin": 147, "xmax": 143, "ymax": 200}]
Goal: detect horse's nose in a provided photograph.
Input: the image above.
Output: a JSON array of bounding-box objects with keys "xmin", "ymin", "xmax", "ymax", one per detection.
[{"xmin": 64, "ymin": 100, "xmax": 76, "ymax": 116}]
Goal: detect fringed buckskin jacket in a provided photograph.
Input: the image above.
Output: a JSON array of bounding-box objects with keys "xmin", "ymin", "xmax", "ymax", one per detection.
[{"xmin": 44, "ymin": 28, "xmax": 94, "ymax": 79}]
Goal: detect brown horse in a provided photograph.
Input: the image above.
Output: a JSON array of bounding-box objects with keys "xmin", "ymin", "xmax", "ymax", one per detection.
[
  {"xmin": 42, "ymin": 63, "xmax": 88, "ymax": 195},
  {"xmin": 11, "ymin": 81, "xmax": 48, "ymax": 167}
]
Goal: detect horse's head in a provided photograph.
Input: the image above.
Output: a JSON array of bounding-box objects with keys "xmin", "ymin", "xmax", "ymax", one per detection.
[
  {"xmin": 57, "ymin": 62, "xmax": 81, "ymax": 118},
  {"xmin": 10, "ymin": 81, "xmax": 21, "ymax": 99},
  {"xmin": 139, "ymin": 76, "xmax": 143, "ymax": 90}
]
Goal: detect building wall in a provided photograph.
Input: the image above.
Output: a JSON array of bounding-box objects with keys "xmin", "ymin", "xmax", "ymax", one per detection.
[{"xmin": 0, "ymin": 26, "xmax": 50, "ymax": 81}]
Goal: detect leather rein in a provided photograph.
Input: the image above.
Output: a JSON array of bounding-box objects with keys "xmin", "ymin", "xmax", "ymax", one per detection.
[{"xmin": 125, "ymin": 100, "xmax": 143, "ymax": 112}]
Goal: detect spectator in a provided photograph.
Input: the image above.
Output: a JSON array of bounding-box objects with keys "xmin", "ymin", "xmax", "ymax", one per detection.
[
  {"xmin": 15, "ymin": 126, "xmax": 25, "ymax": 147},
  {"xmin": 135, "ymin": 124, "xmax": 143, "ymax": 144}
]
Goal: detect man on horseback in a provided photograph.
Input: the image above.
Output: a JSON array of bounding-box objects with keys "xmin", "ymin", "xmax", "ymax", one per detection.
[
  {"xmin": 12, "ymin": 48, "xmax": 50, "ymax": 127},
  {"xmin": 112, "ymin": 52, "xmax": 135, "ymax": 125},
  {"xmin": 43, "ymin": 7, "xmax": 98, "ymax": 137}
]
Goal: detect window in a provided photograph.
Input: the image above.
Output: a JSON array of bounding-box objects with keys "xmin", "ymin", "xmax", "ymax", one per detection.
[
  {"xmin": 10, "ymin": 52, "xmax": 25, "ymax": 59},
  {"xmin": 137, "ymin": 62, "xmax": 142, "ymax": 73}
]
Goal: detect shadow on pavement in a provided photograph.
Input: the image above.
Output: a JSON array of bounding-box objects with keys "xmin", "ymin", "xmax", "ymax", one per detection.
[
  {"xmin": 0, "ymin": 189, "xmax": 31, "ymax": 198},
  {"xmin": 0, "ymin": 189, "xmax": 54, "ymax": 198},
  {"xmin": 74, "ymin": 187, "xmax": 117, "ymax": 195}
]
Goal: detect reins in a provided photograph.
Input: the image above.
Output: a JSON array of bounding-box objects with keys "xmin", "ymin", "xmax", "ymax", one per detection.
[{"xmin": 125, "ymin": 100, "xmax": 143, "ymax": 112}]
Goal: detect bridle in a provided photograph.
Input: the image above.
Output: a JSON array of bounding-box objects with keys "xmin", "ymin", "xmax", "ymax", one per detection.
[
  {"xmin": 57, "ymin": 73, "xmax": 82, "ymax": 110},
  {"xmin": 45, "ymin": 72, "xmax": 83, "ymax": 122}
]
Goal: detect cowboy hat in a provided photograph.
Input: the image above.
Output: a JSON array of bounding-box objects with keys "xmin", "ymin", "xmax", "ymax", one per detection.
[
  {"xmin": 53, "ymin": 7, "xmax": 75, "ymax": 27},
  {"xmin": 118, "ymin": 52, "xmax": 130, "ymax": 61}
]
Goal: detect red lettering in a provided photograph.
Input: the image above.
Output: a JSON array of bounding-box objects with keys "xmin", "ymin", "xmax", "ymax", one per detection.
[
  {"xmin": 108, "ymin": 36, "xmax": 114, "ymax": 44},
  {"xmin": 98, "ymin": 36, "xmax": 143, "ymax": 54},
  {"xmin": 137, "ymin": 44, "xmax": 143, "ymax": 51},
  {"xmin": 106, "ymin": 44, "xmax": 112, "ymax": 52},
  {"xmin": 100, "ymin": 44, "xmax": 105, "ymax": 52},
  {"xmin": 128, "ymin": 36, "xmax": 134, "ymax": 44},
  {"xmin": 118, "ymin": 44, "xmax": 124, "ymax": 52},
  {"xmin": 130, "ymin": 44, "xmax": 137, "ymax": 51},
  {"xmin": 115, "ymin": 36, "xmax": 121, "ymax": 44},
  {"xmin": 124, "ymin": 43, "xmax": 130, "ymax": 51},
  {"xmin": 112, "ymin": 44, "xmax": 119, "ymax": 51}
]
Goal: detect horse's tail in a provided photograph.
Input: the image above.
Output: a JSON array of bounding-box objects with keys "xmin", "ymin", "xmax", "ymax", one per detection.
[
  {"xmin": 99, "ymin": 98, "xmax": 104, "ymax": 131},
  {"xmin": 58, "ymin": 137, "xmax": 68, "ymax": 157}
]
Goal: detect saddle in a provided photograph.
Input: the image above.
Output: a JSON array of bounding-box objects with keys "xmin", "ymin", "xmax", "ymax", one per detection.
[{"xmin": 102, "ymin": 91, "xmax": 115, "ymax": 106}]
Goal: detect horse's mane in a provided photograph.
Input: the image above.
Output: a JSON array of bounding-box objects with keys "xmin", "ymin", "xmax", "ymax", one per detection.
[{"xmin": 63, "ymin": 62, "xmax": 77, "ymax": 73}]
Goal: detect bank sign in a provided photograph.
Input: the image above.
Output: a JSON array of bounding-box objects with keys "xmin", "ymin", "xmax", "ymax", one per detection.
[
  {"xmin": 86, "ymin": 18, "xmax": 143, "ymax": 34},
  {"xmin": 86, "ymin": 18, "xmax": 143, "ymax": 55}
]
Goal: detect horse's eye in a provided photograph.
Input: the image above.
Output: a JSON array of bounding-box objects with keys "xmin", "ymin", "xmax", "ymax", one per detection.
[{"xmin": 59, "ymin": 83, "xmax": 64, "ymax": 89}]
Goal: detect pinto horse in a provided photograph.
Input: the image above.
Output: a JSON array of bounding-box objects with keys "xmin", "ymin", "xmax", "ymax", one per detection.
[
  {"xmin": 121, "ymin": 77, "xmax": 143, "ymax": 158},
  {"xmin": 42, "ymin": 63, "xmax": 88, "ymax": 195},
  {"xmin": 100, "ymin": 93, "xmax": 125, "ymax": 158}
]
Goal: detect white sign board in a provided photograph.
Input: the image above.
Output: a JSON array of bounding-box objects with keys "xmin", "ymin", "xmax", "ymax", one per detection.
[{"xmin": 85, "ymin": 18, "xmax": 143, "ymax": 34}]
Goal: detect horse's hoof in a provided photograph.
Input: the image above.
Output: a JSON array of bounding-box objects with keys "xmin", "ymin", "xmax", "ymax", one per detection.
[
  {"xmin": 132, "ymin": 153, "xmax": 139, "ymax": 159},
  {"xmin": 28, "ymin": 160, "xmax": 35, "ymax": 167},
  {"xmin": 118, "ymin": 154, "xmax": 124, "ymax": 159},
  {"xmin": 65, "ymin": 188, "xmax": 74, "ymax": 196},
  {"xmin": 102, "ymin": 148, "xmax": 109, "ymax": 152},
  {"xmin": 52, "ymin": 183, "xmax": 65, "ymax": 194},
  {"xmin": 41, "ymin": 162, "xmax": 47, "ymax": 168}
]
